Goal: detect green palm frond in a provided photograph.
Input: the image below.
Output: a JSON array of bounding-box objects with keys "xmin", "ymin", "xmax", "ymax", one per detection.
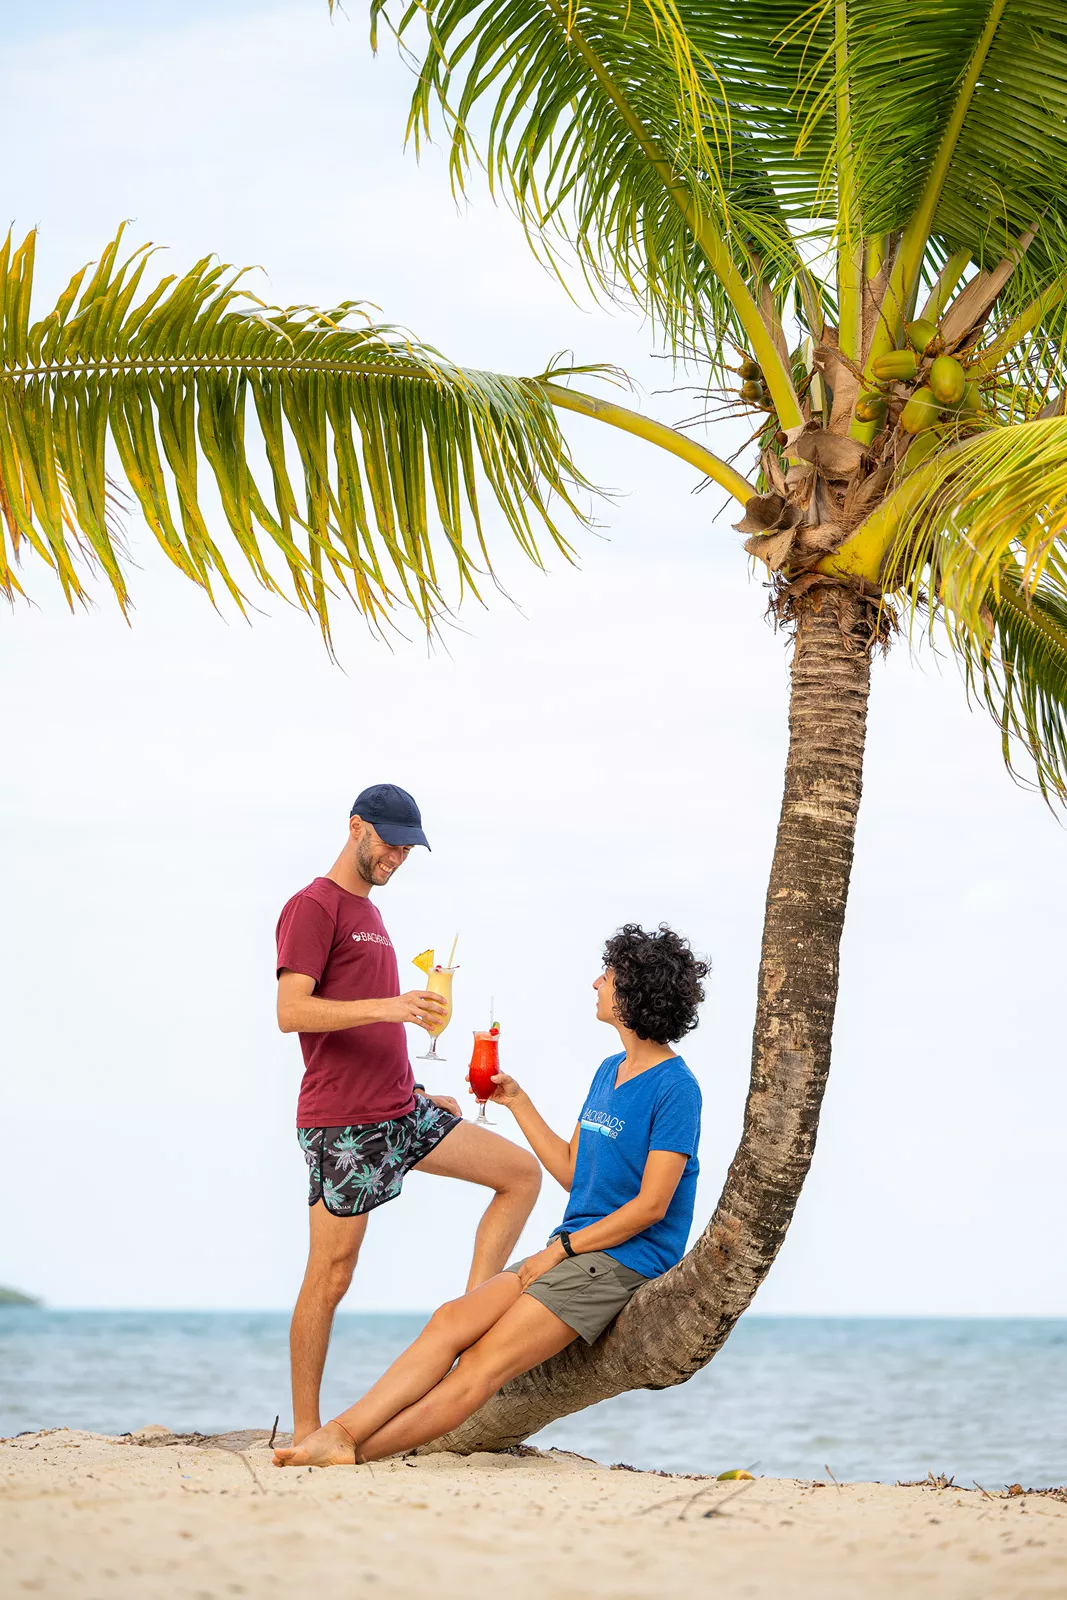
[
  {"xmin": 806, "ymin": 2, "xmax": 1067, "ymax": 291},
  {"xmin": 375, "ymin": 0, "xmax": 806, "ymax": 409},
  {"xmin": 854, "ymin": 420, "xmax": 1067, "ymax": 799},
  {"xmin": 986, "ymin": 577, "xmax": 1067, "ymax": 801},
  {"xmin": 0, "ymin": 227, "xmax": 590, "ymax": 645},
  {"xmin": 369, "ymin": 2, "xmax": 1067, "ymax": 435},
  {"xmin": 876, "ymin": 421, "xmax": 1067, "ymax": 632},
  {"xmin": 929, "ymin": 2, "xmax": 1067, "ymax": 291},
  {"xmin": 809, "ymin": 2, "xmax": 994, "ymax": 240}
]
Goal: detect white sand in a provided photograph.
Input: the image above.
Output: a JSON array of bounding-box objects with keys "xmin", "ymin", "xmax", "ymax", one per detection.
[{"xmin": 3, "ymin": 1428, "xmax": 1066, "ymax": 1598}]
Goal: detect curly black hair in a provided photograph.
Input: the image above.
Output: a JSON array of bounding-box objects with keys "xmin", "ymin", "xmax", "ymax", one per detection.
[{"xmin": 603, "ymin": 923, "xmax": 709, "ymax": 1044}]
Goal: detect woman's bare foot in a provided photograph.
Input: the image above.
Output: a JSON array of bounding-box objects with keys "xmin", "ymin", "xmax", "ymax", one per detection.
[{"xmin": 273, "ymin": 1420, "xmax": 357, "ymax": 1468}]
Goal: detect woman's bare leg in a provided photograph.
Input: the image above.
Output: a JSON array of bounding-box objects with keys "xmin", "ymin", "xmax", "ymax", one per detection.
[
  {"xmin": 356, "ymin": 1294, "xmax": 578, "ymax": 1463},
  {"xmin": 273, "ymin": 1271, "xmax": 522, "ymax": 1467}
]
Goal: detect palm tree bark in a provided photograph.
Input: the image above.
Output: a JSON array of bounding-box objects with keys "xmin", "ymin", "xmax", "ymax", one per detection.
[{"xmin": 423, "ymin": 587, "xmax": 876, "ymax": 1453}]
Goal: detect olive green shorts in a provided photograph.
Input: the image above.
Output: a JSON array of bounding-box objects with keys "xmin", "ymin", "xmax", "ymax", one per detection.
[{"xmin": 506, "ymin": 1249, "xmax": 648, "ymax": 1344}]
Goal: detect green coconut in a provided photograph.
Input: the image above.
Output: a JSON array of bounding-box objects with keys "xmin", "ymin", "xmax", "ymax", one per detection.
[
  {"xmin": 854, "ymin": 391, "xmax": 887, "ymax": 425},
  {"xmin": 900, "ymin": 386, "xmax": 942, "ymax": 433},
  {"xmin": 905, "ymin": 318, "xmax": 939, "ymax": 353},
  {"xmin": 739, "ymin": 358, "xmax": 762, "ymax": 381},
  {"xmin": 872, "ymin": 349, "xmax": 919, "ymax": 384},
  {"xmin": 929, "ymin": 355, "xmax": 966, "ymax": 407},
  {"xmin": 741, "ymin": 380, "xmax": 762, "ymax": 402},
  {"xmin": 900, "ymin": 430, "xmax": 943, "ymax": 474}
]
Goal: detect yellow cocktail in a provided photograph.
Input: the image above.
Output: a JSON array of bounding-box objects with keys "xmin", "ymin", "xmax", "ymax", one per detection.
[{"xmin": 412, "ymin": 948, "xmax": 456, "ymax": 1062}]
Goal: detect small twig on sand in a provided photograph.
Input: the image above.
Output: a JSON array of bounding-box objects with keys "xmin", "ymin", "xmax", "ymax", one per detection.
[
  {"xmin": 678, "ymin": 1482, "xmax": 720, "ymax": 1520},
  {"xmin": 268, "ymin": 1416, "xmax": 279, "ymax": 1451},
  {"xmin": 701, "ymin": 1480, "xmax": 758, "ymax": 1520},
  {"xmin": 635, "ymin": 1482, "xmax": 712, "ymax": 1516},
  {"xmin": 236, "ymin": 1452, "xmax": 266, "ymax": 1494},
  {"xmin": 637, "ymin": 1478, "xmax": 757, "ymax": 1522},
  {"xmin": 973, "ymin": 1480, "xmax": 997, "ymax": 1502},
  {"xmin": 824, "ymin": 1464, "xmax": 842, "ymax": 1492}
]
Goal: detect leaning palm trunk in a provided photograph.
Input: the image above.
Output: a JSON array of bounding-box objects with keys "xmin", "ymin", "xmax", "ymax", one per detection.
[{"xmin": 425, "ymin": 591, "xmax": 874, "ymax": 1452}]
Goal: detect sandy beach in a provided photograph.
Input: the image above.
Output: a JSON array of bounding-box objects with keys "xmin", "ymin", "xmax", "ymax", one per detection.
[{"xmin": 3, "ymin": 1428, "xmax": 1066, "ymax": 1599}]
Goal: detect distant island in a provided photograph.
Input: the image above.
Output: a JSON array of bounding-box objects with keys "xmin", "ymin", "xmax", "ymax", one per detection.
[{"xmin": 0, "ymin": 1286, "xmax": 40, "ymax": 1306}]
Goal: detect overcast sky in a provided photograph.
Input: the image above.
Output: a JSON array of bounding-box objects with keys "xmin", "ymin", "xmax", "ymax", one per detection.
[{"xmin": 1, "ymin": 0, "xmax": 1065, "ymax": 1318}]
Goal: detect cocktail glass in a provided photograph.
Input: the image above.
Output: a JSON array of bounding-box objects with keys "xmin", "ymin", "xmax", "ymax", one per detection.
[
  {"xmin": 417, "ymin": 966, "xmax": 455, "ymax": 1062},
  {"xmin": 467, "ymin": 1027, "xmax": 500, "ymax": 1124}
]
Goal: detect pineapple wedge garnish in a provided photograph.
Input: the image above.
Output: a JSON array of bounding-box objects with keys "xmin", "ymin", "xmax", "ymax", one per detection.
[{"xmin": 412, "ymin": 948, "xmax": 434, "ymax": 975}]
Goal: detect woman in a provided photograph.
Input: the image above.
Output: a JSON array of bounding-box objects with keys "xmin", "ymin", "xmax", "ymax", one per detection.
[{"xmin": 274, "ymin": 922, "xmax": 708, "ymax": 1468}]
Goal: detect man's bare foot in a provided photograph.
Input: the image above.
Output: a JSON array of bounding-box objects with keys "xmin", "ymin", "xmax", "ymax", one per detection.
[{"xmin": 273, "ymin": 1420, "xmax": 357, "ymax": 1468}]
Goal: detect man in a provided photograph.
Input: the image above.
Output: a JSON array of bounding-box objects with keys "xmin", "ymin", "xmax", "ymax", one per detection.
[{"xmin": 276, "ymin": 783, "xmax": 541, "ymax": 1445}]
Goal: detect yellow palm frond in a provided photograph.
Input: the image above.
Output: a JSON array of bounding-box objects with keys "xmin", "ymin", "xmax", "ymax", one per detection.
[{"xmin": 0, "ymin": 228, "xmax": 592, "ymax": 648}]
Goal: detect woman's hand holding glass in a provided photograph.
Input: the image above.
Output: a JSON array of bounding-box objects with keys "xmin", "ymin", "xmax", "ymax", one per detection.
[{"xmin": 466, "ymin": 1068, "xmax": 524, "ymax": 1110}]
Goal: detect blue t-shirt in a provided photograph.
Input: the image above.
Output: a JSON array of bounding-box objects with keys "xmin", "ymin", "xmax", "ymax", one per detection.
[{"xmin": 552, "ymin": 1052, "xmax": 702, "ymax": 1279}]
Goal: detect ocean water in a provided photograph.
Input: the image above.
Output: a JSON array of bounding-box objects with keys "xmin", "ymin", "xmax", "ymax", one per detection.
[{"xmin": 2, "ymin": 1309, "xmax": 1065, "ymax": 1486}]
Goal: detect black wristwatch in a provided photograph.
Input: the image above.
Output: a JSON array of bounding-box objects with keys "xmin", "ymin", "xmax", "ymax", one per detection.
[{"xmin": 558, "ymin": 1231, "xmax": 577, "ymax": 1258}]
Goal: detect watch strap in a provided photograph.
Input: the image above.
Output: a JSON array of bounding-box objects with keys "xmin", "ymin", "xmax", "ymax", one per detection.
[{"xmin": 558, "ymin": 1231, "xmax": 576, "ymax": 1258}]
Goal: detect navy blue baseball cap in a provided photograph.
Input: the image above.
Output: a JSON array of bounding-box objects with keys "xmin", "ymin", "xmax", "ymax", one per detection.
[{"xmin": 350, "ymin": 783, "xmax": 430, "ymax": 850}]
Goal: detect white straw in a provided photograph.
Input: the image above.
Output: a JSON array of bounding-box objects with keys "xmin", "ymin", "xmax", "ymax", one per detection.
[{"xmin": 447, "ymin": 932, "xmax": 459, "ymax": 970}]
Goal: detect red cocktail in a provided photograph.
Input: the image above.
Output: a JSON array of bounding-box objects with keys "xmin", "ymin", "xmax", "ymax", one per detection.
[{"xmin": 468, "ymin": 1027, "xmax": 500, "ymax": 1125}]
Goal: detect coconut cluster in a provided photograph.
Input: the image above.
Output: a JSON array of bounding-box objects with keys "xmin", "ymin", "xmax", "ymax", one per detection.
[
  {"xmin": 737, "ymin": 355, "xmax": 774, "ymax": 410},
  {"xmin": 857, "ymin": 320, "xmax": 983, "ymax": 472},
  {"xmin": 732, "ymin": 313, "xmax": 991, "ymax": 590}
]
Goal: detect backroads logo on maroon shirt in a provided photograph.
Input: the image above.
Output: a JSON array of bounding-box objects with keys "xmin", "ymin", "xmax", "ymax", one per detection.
[{"xmin": 351, "ymin": 931, "xmax": 392, "ymax": 946}]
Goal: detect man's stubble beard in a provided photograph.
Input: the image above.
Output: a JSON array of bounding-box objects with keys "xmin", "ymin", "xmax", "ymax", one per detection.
[{"xmin": 355, "ymin": 837, "xmax": 395, "ymax": 888}]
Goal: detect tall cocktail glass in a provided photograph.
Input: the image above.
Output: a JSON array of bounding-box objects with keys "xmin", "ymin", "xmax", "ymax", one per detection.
[
  {"xmin": 417, "ymin": 966, "xmax": 455, "ymax": 1062},
  {"xmin": 467, "ymin": 1027, "xmax": 500, "ymax": 1124}
]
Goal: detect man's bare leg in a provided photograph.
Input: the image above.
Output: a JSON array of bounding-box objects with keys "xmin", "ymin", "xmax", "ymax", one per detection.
[
  {"xmin": 274, "ymin": 1271, "xmax": 521, "ymax": 1467},
  {"xmin": 414, "ymin": 1121, "xmax": 541, "ymax": 1288},
  {"xmin": 289, "ymin": 1204, "xmax": 368, "ymax": 1444},
  {"xmin": 276, "ymin": 1293, "xmax": 576, "ymax": 1467}
]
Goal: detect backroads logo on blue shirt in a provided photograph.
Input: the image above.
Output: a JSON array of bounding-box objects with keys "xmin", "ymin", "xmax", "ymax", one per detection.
[{"xmin": 580, "ymin": 1109, "xmax": 625, "ymax": 1139}]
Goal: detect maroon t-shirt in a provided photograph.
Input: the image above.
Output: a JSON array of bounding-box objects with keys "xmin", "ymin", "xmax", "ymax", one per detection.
[{"xmin": 276, "ymin": 877, "xmax": 415, "ymax": 1127}]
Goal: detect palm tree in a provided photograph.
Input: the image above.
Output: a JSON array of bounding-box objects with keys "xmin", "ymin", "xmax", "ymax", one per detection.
[{"xmin": 5, "ymin": 1, "xmax": 1067, "ymax": 1450}]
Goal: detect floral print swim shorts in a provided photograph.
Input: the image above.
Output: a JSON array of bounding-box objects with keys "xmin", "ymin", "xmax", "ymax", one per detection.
[{"xmin": 298, "ymin": 1095, "xmax": 462, "ymax": 1217}]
